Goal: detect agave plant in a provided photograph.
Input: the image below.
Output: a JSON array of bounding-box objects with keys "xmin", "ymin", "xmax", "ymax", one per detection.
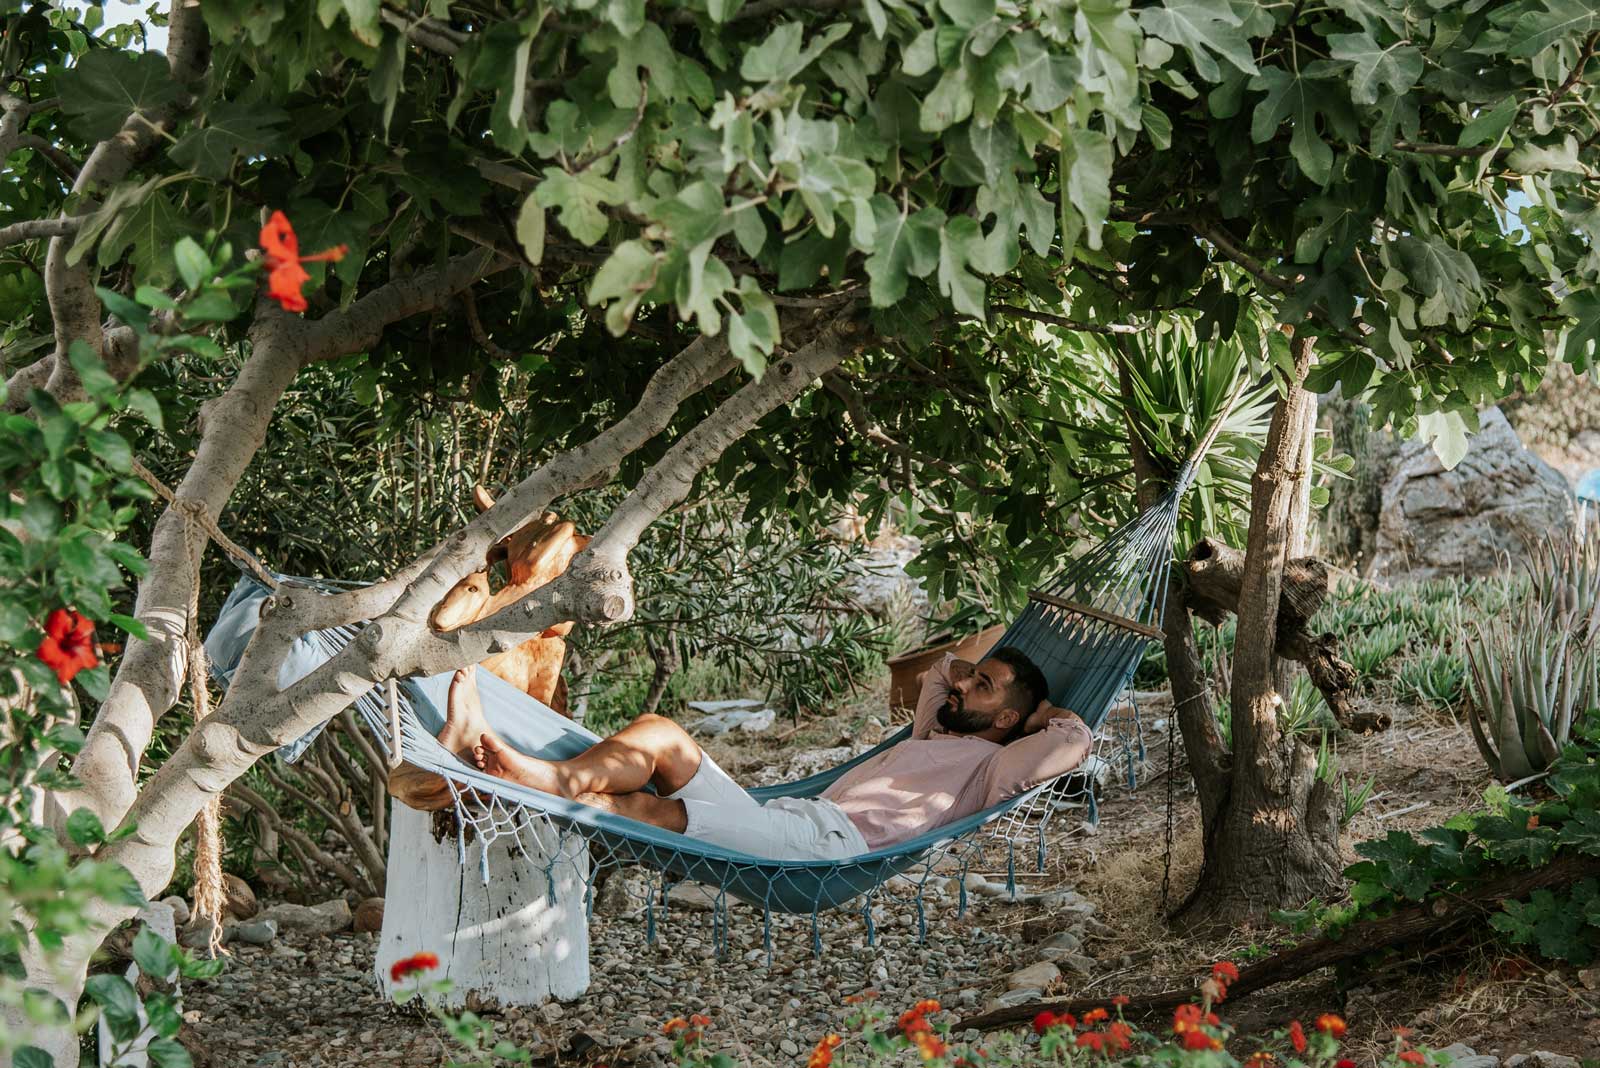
[
  {"xmin": 1346, "ymin": 621, "xmax": 1411, "ymax": 681},
  {"xmin": 1396, "ymin": 648, "xmax": 1466, "ymax": 712},
  {"xmin": 1464, "ymin": 599, "xmax": 1600, "ymax": 781},
  {"xmin": 1525, "ymin": 526, "xmax": 1600, "ymax": 638}
]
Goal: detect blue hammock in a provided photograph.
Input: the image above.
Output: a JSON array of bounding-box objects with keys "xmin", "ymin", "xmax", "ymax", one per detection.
[{"xmin": 205, "ymin": 478, "xmax": 1192, "ymax": 956}]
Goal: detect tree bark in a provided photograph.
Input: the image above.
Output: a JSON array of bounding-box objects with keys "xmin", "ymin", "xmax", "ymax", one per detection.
[
  {"xmin": 1117, "ymin": 363, "xmax": 1232, "ymax": 834},
  {"xmin": 1176, "ymin": 335, "xmax": 1344, "ymax": 927},
  {"xmin": 1184, "ymin": 538, "xmax": 1387, "ymax": 733}
]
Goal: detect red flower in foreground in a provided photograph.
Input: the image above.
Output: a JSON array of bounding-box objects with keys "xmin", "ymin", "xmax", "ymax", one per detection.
[
  {"xmin": 388, "ymin": 951, "xmax": 438, "ymax": 983},
  {"xmin": 662, "ymin": 1017, "xmax": 688, "ymax": 1036},
  {"xmin": 1337, "ymin": 1060, "xmax": 1358, "ymax": 1068},
  {"xmin": 1081, "ymin": 1007, "xmax": 1109, "ymax": 1024},
  {"xmin": 1316, "ymin": 1013, "xmax": 1348, "ymax": 1039},
  {"xmin": 1105, "ymin": 1021, "xmax": 1133, "ymax": 1053},
  {"xmin": 912, "ymin": 1032, "xmax": 947, "ymax": 1062},
  {"xmin": 1181, "ymin": 1030, "xmax": 1222, "ymax": 1052},
  {"xmin": 37, "ymin": 608, "xmax": 97, "ymax": 684},
  {"xmin": 808, "ymin": 1034, "xmax": 842, "ymax": 1068},
  {"xmin": 1212, "ymin": 961, "xmax": 1241, "ymax": 984},
  {"xmin": 1399, "ymin": 1053, "xmax": 1427, "ymax": 1066},
  {"xmin": 1032, "ymin": 1011, "xmax": 1058, "ymax": 1035},
  {"xmin": 1111, "ymin": 994, "xmax": 1130, "ymax": 1007},
  {"xmin": 1288, "ymin": 1020, "xmax": 1307, "ymax": 1054},
  {"xmin": 1076, "ymin": 1032, "xmax": 1105, "ymax": 1052},
  {"xmin": 259, "ymin": 210, "xmax": 348, "ymax": 313}
]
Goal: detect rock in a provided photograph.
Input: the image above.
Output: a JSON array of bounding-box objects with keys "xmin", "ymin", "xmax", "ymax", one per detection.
[
  {"xmin": 178, "ymin": 916, "xmax": 221, "ymax": 951},
  {"xmin": 667, "ymin": 883, "xmax": 721, "ymax": 912},
  {"xmin": 1039, "ymin": 931, "xmax": 1083, "ymax": 953},
  {"xmin": 160, "ymin": 895, "xmax": 191, "ymax": 926},
  {"xmin": 1006, "ymin": 961, "xmax": 1060, "ymax": 991},
  {"xmin": 687, "ymin": 700, "xmax": 777, "ymax": 735},
  {"xmin": 228, "ymin": 919, "xmax": 278, "ymax": 946},
  {"xmin": 1505, "ymin": 1055, "xmax": 1578, "ymax": 1068},
  {"xmin": 1578, "ymin": 966, "xmax": 1599, "ymax": 991},
  {"xmin": 981, "ymin": 988, "xmax": 1041, "ymax": 1013},
  {"xmin": 1437, "ymin": 1045, "xmax": 1498, "ymax": 1068},
  {"xmin": 354, "ymin": 897, "xmax": 385, "ymax": 933},
  {"xmin": 539, "ymin": 1002, "xmax": 565, "ymax": 1022},
  {"xmin": 1371, "ymin": 407, "xmax": 1572, "ymax": 581},
  {"xmin": 842, "ymin": 534, "xmax": 928, "ymax": 622},
  {"xmin": 256, "ymin": 898, "xmax": 351, "ymax": 936},
  {"xmin": 1055, "ymin": 954, "xmax": 1098, "ymax": 977},
  {"xmin": 224, "ymin": 874, "xmax": 259, "ymax": 919},
  {"xmin": 779, "ymin": 1039, "xmax": 800, "ymax": 1057}
]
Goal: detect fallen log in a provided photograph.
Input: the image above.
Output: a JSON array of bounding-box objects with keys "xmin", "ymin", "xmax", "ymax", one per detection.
[
  {"xmin": 1184, "ymin": 537, "xmax": 1388, "ymax": 733},
  {"xmin": 955, "ymin": 852, "xmax": 1600, "ymax": 1033}
]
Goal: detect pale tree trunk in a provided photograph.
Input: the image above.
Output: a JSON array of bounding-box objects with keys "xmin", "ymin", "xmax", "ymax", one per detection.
[
  {"xmin": 376, "ymin": 806, "xmax": 590, "ymax": 1008},
  {"xmin": 1177, "ymin": 335, "xmax": 1343, "ymax": 925},
  {"xmin": 1273, "ymin": 395, "xmax": 1316, "ymax": 695},
  {"xmin": 25, "ymin": 312, "xmax": 862, "ymax": 1052}
]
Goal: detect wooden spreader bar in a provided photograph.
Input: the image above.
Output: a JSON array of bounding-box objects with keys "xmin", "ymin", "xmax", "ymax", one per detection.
[{"xmin": 1027, "ymin": 590, "xmax": 1165, "ymax": 641}]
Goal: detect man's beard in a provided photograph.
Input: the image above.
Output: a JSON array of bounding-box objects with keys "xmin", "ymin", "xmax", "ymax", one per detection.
[{"xmin": 936, "ymin": 693, "xmax": 992, "ymax": 734}]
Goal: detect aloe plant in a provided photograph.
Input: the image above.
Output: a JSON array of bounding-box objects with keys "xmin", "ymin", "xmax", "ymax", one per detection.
[
  {"xmin": 1464, "ymin": 600, "xmax": 1600, "ymax": 781},
  {"xmin": 1396, "ymin": 648, "xmax": 1466, "ymax": 712},
  {"xmin": 1525, "ymin": 526, "xmax": 1600, "ymax": 638}
]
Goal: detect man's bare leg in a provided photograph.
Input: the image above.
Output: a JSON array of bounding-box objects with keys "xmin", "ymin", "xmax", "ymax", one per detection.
[{"xmin": 444, "ymin": 667, "xmax": 704, "ymax": 798}]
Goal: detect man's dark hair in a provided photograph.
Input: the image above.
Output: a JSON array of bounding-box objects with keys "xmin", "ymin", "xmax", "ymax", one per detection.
[{"xmin": 983, "ymin": 646, "xmax": 1048, "ymax": 742}]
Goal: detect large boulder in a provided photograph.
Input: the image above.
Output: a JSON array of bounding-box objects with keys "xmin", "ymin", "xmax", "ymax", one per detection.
[{"xmin": 1371, "ymin": 407, "xmax": 1572, "ymax": 581}]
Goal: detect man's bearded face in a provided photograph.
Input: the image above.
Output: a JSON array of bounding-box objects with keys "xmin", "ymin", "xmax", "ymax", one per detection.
[{"xmin": 936, "ymin": 689, "xmax": 996, "ymax": 734}]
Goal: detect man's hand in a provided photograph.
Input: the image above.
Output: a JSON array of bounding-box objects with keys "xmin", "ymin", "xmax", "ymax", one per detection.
[{"xmin": 1023, "ymin": 699, "xmax": 1081, "ymax": 735}]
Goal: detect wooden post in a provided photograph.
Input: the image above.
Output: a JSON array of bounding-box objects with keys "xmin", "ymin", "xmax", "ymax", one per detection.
[{"xmin": 375, "ymin": 803, "xmax": 591, "ymax": 1009}]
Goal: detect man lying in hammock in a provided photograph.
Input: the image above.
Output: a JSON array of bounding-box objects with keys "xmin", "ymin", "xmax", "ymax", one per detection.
[{"xmin": 435, "ymin": 646, "xmax": 1092, "ymax": 861}]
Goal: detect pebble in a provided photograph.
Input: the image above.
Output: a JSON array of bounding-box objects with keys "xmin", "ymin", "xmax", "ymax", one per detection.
[
  {"xmin": 1506, "ymin": 1055, "xmax": 1579, "ymax": 1068},
  {"xmin": 1438, "ymin": 1045, "xmax": 1499, "ymax": 1068},
  {"xmin": 229, "ymin": 919, "xmax": 279, "ymax": 946},
  {"xmin": 779, "ymin": 1039, "xmax": 800, "ymax": 1056}
]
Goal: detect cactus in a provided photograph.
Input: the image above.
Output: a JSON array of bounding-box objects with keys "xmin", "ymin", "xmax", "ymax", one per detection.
[{"xmin": 1464, "ymin": 600, "xmax": 1600, "ymax": 781}]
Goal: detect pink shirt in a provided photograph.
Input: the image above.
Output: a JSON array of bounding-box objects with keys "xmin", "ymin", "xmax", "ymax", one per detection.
[{"xmin": 820, "ymin": 654, "xmax": 1094, "ymax": 849}]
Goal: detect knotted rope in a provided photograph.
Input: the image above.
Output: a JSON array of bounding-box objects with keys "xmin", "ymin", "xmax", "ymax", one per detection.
[{"xmin": 128, "ymin": 457, "xmax": 273, "ymax": 955}]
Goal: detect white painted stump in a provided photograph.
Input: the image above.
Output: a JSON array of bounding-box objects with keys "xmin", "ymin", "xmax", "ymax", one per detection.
[{"xmin": 376, "ymin": 802, "xmax": 590, "ymax": 1008}]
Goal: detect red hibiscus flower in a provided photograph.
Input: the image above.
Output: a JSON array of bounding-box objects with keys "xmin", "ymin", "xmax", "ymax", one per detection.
[
  {"xmin": 1288, "ymin": 1020, "xmax": 1307, "ymax": 1054},
  {"xmin": 37, "ymin": 608, "xmax": 97, "ymax": 684},
  {"xmin": 388, "ymin": 951, "xmax": 438, "ymax": 983},
  {"xmin": 259, "ymin": 210, "xmax": 348, "ymax": 313},
  {"xmin": 1212, "ymin": 961, "xmax": 1240, "ymax": 984}
]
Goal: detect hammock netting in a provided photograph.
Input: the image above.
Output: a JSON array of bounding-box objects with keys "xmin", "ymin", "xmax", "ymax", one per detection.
[{"xmin": 204, "ymin": 480, "xmax": 1190, "ymax": 961}]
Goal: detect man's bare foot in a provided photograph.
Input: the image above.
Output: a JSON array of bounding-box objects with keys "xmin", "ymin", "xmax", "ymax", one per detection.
[
  {"xmin": 470, "ymin": 730, "xmax": 569, "ymax": 797},
  {"xmin": 437, "ymin": 668, "xmax": 490, "ymax": 758}
]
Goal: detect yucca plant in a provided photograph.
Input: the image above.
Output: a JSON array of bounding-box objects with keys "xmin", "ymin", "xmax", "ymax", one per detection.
[
  {"xmin": 1279, "ymin": 674, "xmax": 1334, "ymax": 736},
  {"xmin": 1396, "ymin": 648, "xmax": 1466, "ymax": 712},
  {"xmin": 1464, "ymin": 599, "xmax": 1600, "ymax": 781}
]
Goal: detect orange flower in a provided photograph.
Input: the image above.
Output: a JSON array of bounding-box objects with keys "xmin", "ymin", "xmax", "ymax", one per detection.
[
  {"xmin": 844, "ymin": 991, "xmax": 878, "ymax": 1005},
  {"xmin": 1181, "ymin": 1030, "xmax": 1222, "ymax": 1051},
  {"xmin": 1315, "ymin": 1014, "xmax": 1347, "ymax": 1039},
  {"xmin": 912, "ymin": 1032, "xmax": 947, "ymax": 1062},
  {"xmin": 1246, "ymin": 1053, "xmax": 1275, "ymax": 1067},
  {"xmin": 689, "ymin": 1014, "xmax": 712, "ymax": 1029},
  {"xmin": 914, "ymin": 999, "xmax": 941, "ymax": 1015},
  {"xmin": 259, "ymin": 210, "xmax": 348, "ymax": 313},
  {"xmin": 808, "ymin": 1034, "xmax": 843, "ymax": 1068},
  {"xmin": 1526, "ymin": 814, "xmax": 1540, "ymax": 830},
  {"xmin": 1288, "ymin": 1020, "xmax": 1307, "ymax": 1054},
  {"xmin": 1075, "ymin": 1032, "xmax": 1105, "ymax": 1052},
  {"xmin": 37, "ymin": 608, "xmax": 97, "ymax": 684},
  {"xmin": 1173, "ymin": 1004, "xmax": 1204, "ymax": 1033},
  {"xmin": 1212, "ymin": 961, "xmax": 1240, "ymax": 984},
  {"xmin": 1399, "ymin": 1053, "xmax": 1426, "ymax": 1066},
  {"xmin": 388, "ymin": 951, "xmax": 439, "ymax": 983},
  {"xmin": 1105, "ymin": 1021, "xmax": 1133, "ymax": 1053},
  {"xmin": 661, "ymin": 1017, "xmax": 688, "ymax": 1036},
  {"xmin": 1082, "ymin": 1007, "xmax": 1109, "ymax": 1024},
  {"xmin": 1111, "ymin": 994, "xmax": 1130, "ymax": 1007}
]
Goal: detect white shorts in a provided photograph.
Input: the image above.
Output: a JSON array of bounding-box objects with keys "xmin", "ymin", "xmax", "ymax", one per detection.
[{"xmin": 664, "ymin": 751, "xmax": 869, "ymax": 862}]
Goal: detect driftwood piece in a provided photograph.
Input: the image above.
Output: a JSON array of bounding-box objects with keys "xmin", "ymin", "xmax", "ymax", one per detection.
[
  {"xmin": 1185, "ymin": 538, "xmax": 1389, "ymax": 733},
  {"xmin": 956, "ymin": 852, "xmax": 1600, "ymax": 1032}
]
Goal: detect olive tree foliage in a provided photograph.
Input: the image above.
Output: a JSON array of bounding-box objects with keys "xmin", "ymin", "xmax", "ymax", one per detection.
[{"xmin": 0, "ymin": 0, "xmax": 1597, "ymax": 1052}]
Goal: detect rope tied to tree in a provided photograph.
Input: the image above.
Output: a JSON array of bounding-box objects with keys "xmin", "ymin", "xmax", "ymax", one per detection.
[
  {"xmin": 177, "ymin": 496, "xmax": 226, "ymax": 957},
  {"xmin": 130, "ymin": 457, "xmax": 279, "ymax": 592}
]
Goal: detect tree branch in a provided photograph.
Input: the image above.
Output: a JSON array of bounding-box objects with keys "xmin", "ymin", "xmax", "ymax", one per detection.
[
  {"xmin": 17, "ymin": 133, "xmax": 81, "ymax": 183},
  {"xmin": 40, "ymin": 0, "xmax": 210, "ymax": 405},
  {"xmin": 0, "ymin": 217, "xmax": 79, "ymax": 251},
  {"xmin": 991, "ymin": 304, "xmax": 1144, "ymax": 334},
  {"xmin": 822, "ymin": 371, "xmax": 987, "ymax": 492}
]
